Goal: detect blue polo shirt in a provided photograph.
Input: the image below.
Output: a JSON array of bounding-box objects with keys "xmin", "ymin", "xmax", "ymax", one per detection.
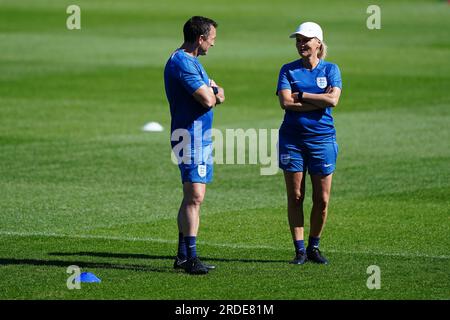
[
  {"xmin": 164, "ymin": 49, "xmax": 213, "ymax": 147},
  {"xmin": 277, "ymin": 59, "xmax": 342, "ymax": 141}
]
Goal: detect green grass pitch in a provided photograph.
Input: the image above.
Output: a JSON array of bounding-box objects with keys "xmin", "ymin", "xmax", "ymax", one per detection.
[{"xmin": 0, "ymin": 0, "xmax": 449, "ymax": 299}]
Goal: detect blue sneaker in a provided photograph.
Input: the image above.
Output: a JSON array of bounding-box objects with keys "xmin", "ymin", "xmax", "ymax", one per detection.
[
  {"xmin": 290, "ymin": 251, "xmax": 307, "ymax": 265},
  {"xmin": 185, "ymin": 257, "xmax": 209, "ymax": 275},
  {"xmin": 307, "ymin": 247, "xmax": 328, "ymax": 264},
  {"xmin": 173, "ymin": 256, "xmax": 188, "ymax": 270},
  {"xmin": 174, "ymin": 256, "xmax": 215, "ymax": 271}
]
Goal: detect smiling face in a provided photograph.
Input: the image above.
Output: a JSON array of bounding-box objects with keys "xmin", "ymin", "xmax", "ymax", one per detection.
[
  {"xmin": 198, "ymin": 26, "xmax": 216, "ymax": 56},
  {"xmin": 296, "ymin": 34, "xmax": 321, "ymax": 59}
]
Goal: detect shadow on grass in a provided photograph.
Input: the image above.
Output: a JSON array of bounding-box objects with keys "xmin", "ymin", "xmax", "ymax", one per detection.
[
  {"xmin": 48, "ymin": 252, "xmax": 287, "ymax": 264},
  {"xmin": 0, "ymin": 257, "xmax": 169, "ymax": 273}
]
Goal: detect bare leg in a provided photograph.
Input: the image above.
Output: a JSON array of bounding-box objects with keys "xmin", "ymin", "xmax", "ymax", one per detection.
[
  {"xmin": 179, "ymin": 182, "xmax": 206, "ymax": 237},
  {"xmin": 283, "ymin": 171, "xmax": 306, "ymax": 241},
  {"xmin": 309, "ymin": 174, "xmax": 333, "ymax": 238}
]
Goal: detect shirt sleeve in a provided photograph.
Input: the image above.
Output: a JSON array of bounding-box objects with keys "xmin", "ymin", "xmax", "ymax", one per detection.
[
  {"xmin": 178, "ymin": 59, "xmax": 206, "ymax": 95},
  {"xmin": 276, "ymin": 64, "xmax": 291, "ymax": 95},
  {"xmin": 328, "ymin": 64, "xmax": 342, "ymax": 89}
]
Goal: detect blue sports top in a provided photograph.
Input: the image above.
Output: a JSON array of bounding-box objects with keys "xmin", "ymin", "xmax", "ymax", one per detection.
[
  {"xmin": 164, "ymin": 49, "xmax": 213, "ymax": 146},
  {"xmin": 277, "ymin": 59, "xmax": 342, "ymax": 141}
]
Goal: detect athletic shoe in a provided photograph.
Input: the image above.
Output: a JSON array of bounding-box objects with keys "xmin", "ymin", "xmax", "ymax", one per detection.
[
  {"xmin": 306, "ymin": 247, "xmax": 329, "ymax": 264},
  {"xmin": 185, "ymin": 257, "xmax": 209, "ymax": 275},
  {"xmin": 289, "ymin": 251, "xmax": 307, "ymax": 265},
  {"xmin": 173, "ymin": 256, "xmax": 188, "ymax": 270},
  {"xmin": 173, "ymin": 256, "xmax": 216, "ymax": 270}
]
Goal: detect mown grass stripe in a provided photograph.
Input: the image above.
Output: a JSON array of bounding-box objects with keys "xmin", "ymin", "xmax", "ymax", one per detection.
[{"xmin": 1, "ymin": 230, "xmax": 448, "ymax": 260}]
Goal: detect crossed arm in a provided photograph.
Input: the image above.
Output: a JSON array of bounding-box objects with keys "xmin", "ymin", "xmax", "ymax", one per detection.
[
  {"xmin": 192, "ymin": 80, "xmax": 225, "ymax": 109},
  {"xmin": 278, "ymin": 86, "xmax": 341, "ymax": 112},
  {"xmin": 191, "ymin": 81, "xmax": 339, "ymax": 111}
]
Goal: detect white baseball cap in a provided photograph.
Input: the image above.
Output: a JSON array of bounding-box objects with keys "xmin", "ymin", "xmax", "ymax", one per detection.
[{"xmin": 289, "ymin": 22, "xmax": 323, "ymax": 41}]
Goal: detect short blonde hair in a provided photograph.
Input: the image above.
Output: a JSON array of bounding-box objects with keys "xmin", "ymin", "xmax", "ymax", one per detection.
[{"xmin": 318, "ymin": 41, "xmax": 327, "ymax": 60}]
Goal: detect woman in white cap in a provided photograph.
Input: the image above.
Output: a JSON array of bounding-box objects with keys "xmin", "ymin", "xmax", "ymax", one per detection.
[{"xmin": 276, "ymin": 22, "xmax": 342, "ymax": 264}]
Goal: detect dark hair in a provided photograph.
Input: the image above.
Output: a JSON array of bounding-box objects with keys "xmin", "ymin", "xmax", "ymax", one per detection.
[{"xmin": 183, "ymin": 16, "xmax": 218, "ymax": 43}]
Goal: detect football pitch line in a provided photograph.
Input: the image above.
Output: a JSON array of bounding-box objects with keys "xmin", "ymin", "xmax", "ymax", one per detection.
[{"xmin": 1, "ymin": 230, "xmax": 449, "ymax": 261}]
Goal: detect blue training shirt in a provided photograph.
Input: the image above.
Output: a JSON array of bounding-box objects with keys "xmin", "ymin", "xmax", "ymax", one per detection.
[
  {"xmin": 277, "ymin": 59, "xmax": 342, "ymax": 141},
  {"xmin": 164, "ymin": 49, "xmax": 213, "ymax": 147}
]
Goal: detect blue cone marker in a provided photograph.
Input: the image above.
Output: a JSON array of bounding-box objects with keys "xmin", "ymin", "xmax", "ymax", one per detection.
[{"xmin": 76, "ymin": 272, "xmax": 101, "ymax": 283}]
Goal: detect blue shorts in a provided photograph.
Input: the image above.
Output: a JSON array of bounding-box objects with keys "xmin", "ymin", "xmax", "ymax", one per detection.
[
  {"xmin": 177, "ymin": 143, "xmax": 214, "ymax": 184},
  {"xmin": 278, "ymin": 131, "xmax": 338, "ymax": 175}
]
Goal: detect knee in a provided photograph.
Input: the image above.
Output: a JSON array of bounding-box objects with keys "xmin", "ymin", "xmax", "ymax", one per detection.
[
  {"xmin": 185, "ymin": 192, "xmax": 204, "ymax": 206},
  {"xmin": 288, "ymin": 191, "xmax": 304, "ymax": 205},
  {"xmin": 313, "ymin": 193, "xmax": 329, "ymax": 211}
]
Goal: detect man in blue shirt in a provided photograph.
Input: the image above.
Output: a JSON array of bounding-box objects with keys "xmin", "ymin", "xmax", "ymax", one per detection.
[
  {"xmin": 164, "ymin": 16, "xmax": 225, "ymax": 275},
  {"xmin": 277, "ymin": 22, "xmax": 342, "ymax": 265}
]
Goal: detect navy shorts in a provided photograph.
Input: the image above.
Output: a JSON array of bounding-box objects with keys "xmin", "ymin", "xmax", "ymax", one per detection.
[{"xmin": 278, "ymin": 131, "xmax": 338, "ymax": 175}]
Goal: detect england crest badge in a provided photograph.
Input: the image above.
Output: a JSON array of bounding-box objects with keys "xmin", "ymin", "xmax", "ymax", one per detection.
[
  {"xmin": 280, "ymin": 154, "xmax": 291, "ymax": 166},
  {"xmin": 316, "ymin": 77, "xmax": 328, "ymax": 89},
  {"xmin": 197, "ymin": 164, "xmax": 207, "ymax": 178}
]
